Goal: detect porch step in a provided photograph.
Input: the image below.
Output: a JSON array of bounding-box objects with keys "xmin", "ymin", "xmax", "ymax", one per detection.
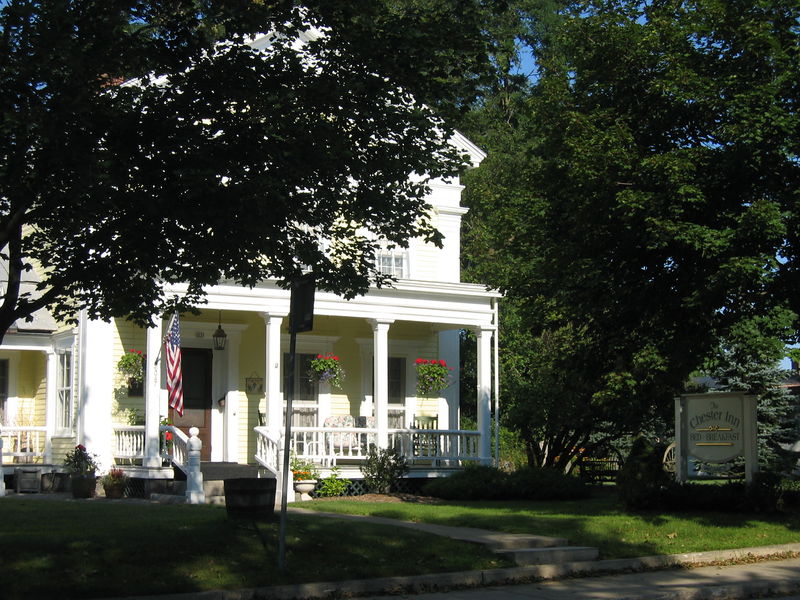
[{"xmin": 497, "ymin": 545, "xmax": 600, "ymax": 566}]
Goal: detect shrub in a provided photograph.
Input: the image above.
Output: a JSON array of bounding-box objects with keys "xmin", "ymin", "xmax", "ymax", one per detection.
[
  {"xmin": 316, "ymin": 466, "xmax": 349, "ymax": 497},
  {"xmin": 507, "ymin": 466, "xmax": 590, "ymax": 500},
  {"xmin": 422, "ymin": 464, "xmax": 508, "ymax": 500},
  {"xmin": 421, "ymin": 464, "xmax": 590, "ymax": 501},
  {"xmin": 616, "ymin": 437, "xmax": 670, "ymax": 510},
  {"xmin": 361, "ymin": 446, "xmax": 408, "ymax": 493}
]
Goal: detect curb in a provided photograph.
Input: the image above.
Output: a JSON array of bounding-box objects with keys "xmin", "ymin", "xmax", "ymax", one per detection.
[{"xmin": 118, "ymin": 543, "xmax": 800, "ymax": 600}]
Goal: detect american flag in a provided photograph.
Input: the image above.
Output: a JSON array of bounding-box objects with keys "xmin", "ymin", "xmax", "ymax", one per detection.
[{"xmin": 165, "ymin": 313, "xmax": 184, "ymax": 417}]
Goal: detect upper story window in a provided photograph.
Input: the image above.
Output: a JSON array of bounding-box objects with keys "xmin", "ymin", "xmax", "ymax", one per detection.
[{"xmin": 376, "ymin": 244, "xmax": 409, "ymax": 279}]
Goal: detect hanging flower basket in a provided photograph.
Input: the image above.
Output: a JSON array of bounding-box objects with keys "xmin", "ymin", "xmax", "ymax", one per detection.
[
  {"xmin": 415, "ymin": 358, "xmax": 453, "ymax": 396},
  {"xmin": 117, "ymin": 349, "xmax": 144, "ymax": 383},
  {"xmin": 308, "ymin": 354, "xmax": 345, "ymax": 389}
]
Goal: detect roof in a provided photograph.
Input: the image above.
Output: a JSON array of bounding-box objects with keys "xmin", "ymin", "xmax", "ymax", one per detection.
[{"xmin": 0, "ymin": 261, "xmax": 58, "ymax": 333}]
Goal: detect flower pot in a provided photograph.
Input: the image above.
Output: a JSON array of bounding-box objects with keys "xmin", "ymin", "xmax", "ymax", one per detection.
[
  {"xmin": 71, "ymin": 474, "xmax": 97, "ymax": 499},
  {"xmin": 103, "ymin": 483, "xmax": 125, "ymax": 499},
  {"xmin": 293, "ymin": 479, "xmax": 317, "ymax": 501}
]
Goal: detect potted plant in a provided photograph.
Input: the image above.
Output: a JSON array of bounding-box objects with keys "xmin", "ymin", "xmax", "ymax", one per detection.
[
  {"xmin": 290, "ymin": 455, "xmax": 320, "ymax": 501},
  {"xmin": 308, "ymin": 353, "xmax": 345, "ymax": 389},
  {"xmin": 100, "ymin": 468, "xmax": 129, "ymax": 499},
  {"xmin": 117, "ymin": 349, "xmax": 145, "ymax": 395},
  {"xmin": 415, "ymin": 358, "xmax": 453, "ymax": 396},
  {"xmin": 64, "ymin": 444, "xmax": 98, "ymax": 498}
]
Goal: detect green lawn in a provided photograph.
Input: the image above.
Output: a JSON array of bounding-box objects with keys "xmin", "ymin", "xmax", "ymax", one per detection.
[
  {"xmin": 303, "ymin": 488, "xmax": 800, "ymax": 559},
  {"xmin": 4, "ymin": 489, "xmax": 800, "ymax": 599},
  {"xmin": 0, "ymin": 498, "xmax": 511, "ymax": 600}
]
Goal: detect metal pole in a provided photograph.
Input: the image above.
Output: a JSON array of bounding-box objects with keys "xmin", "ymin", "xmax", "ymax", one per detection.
[{"xmin": 277, "ymin": 328, "xmax": 297, "ymax": 570}]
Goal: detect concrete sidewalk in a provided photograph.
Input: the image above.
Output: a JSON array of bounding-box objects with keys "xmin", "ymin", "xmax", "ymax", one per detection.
[{"xmin": 356, "ymin": 558, "xmax": 800, "ymax": 599}]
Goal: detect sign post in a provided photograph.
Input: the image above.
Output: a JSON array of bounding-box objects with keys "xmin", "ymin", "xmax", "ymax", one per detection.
[
  {"xmin": 675, "ymin": 392, "xmax": 758, "ymax": 483},
  {"xmin": 278, "ymin": 273, "xmax": 316, "ymax": 571}
]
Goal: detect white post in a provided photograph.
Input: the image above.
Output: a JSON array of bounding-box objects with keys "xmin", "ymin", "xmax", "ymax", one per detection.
[
  {"xmin": 144, "ymin": 320, "xmax": 163, "ymax": 468},
  {"xmin": 263, "ymin": 313, "xmax": 286, "ymax": 439},
  {"xmin": 44, "ymin": 350, "xmax": 57, "ymax": 464},
  {"xmin": 438, "ymin": 330, "xmax": 459, "ymax": 431},
  {"xmin": 476, "ymin": 327, "xmax": 493, "ymax": 462},
  {"xmin": 370, "ymin": 319, "xmax": 393, "ymax": 449},
  {"xmin": 186, "ymin": 427, "xmax": 205, "ymax": 504},
  {"xmin": 0, "ymin": 438, "xmax": 5, "ymax": 497},
  {"xmin": 81, "ymin": 318, "xmax": 115, "ymax": 471}
]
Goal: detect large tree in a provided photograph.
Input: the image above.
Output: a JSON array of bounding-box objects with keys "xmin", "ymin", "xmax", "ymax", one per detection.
[
  {"xmin": 0, "ymin": 0, "xmax": 492, "ymax": 341},
  {"xmin": 461, "ymin": 0, "xmax": 800, "ymax": 465}
]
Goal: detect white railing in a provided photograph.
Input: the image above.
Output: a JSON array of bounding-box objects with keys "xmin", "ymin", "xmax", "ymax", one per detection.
[
  {"xmin": 112, "ymin": 426, "xmax": 145, "ymax": 460},
  {"xmin": 254, "ymin": 426, "xmax": 281, "ymax": 475},
  {"xmin": 285, "ymin": 427, "xmax": 482, "ymax": 466},
  {"xmin": 162, "ymin": 425, "xmax": 188, "ymax": 470},
  {"xmin": 0, "ymin": 427, "xmax": 46, "ymax": 464}
]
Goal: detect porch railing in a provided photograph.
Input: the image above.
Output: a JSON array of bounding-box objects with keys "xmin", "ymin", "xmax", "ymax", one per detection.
[
  {"xmin": 254, "ymin": 426, "xmax": 281, "ymax": 475},
  {"xmin": 112, "ymin": 426, "xmax": 145, "ymax": 461},
  {"xmin": 163, "ymin": 425, "xmax": 188, "ymax": 470},
  {"xmin": 286, "ymin": 427, "xmax": 481, "ymax": 466},
  {"xmin": 0, "ymin": 427, "xmax": 46, "ymax": 464}
]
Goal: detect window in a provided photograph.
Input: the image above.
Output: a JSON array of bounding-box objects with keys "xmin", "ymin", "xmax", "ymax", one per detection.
[
  {"xmin": 376, "ymin": 245, "xmax": 408, "ymax": 278},
  {"xmin": 56, "ymin": 350, "xmax": 73, "ymax": 432},
  {"xmin": 0, "ymin": 359, "xmax": 8, "ymax": 426},
  {"xmin": 282, "ymin": 353, "xmax": 318, "ymax": 402},
  {"xmin": 388, "ymin": 357, "xmax": 406, "ymax": 405}
]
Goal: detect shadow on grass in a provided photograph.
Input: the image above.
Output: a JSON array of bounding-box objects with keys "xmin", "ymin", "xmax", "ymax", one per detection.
[
  {"xmin": 302, "ymin": 486, "xmax": 800, "ymax": 561},
  {"xmin": 0, "ymin": 498, "xmax": 511, "ymax": 600}
]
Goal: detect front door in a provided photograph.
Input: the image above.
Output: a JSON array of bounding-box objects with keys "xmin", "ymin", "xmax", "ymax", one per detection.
[{"xmin": 170, "ymin": 348, "xmax": 213, "ymax": 461}]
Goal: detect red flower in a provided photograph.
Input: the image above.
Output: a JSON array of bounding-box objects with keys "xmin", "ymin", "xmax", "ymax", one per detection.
[
  {"xmin": 165, "ymin": 432, "xmax": 173, "ymax": 441},
  {"xmin": 439, "ymin": 360, "xmax": 447, "ymax": 366}
]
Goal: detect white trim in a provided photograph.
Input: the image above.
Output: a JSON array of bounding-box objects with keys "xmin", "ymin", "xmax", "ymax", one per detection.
[{"xmin": 0, "ymin": 352, "xmax": 19, "ymax": 427}]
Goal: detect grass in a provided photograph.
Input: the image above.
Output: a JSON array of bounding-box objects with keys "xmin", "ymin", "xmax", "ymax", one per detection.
[
  {"xmin": 303, "ymin": 487, "xmax": 800, "ymax": 559},
  {"xmin": 0, "ymin": 498, "xmax": 511, "ymax": 600}
]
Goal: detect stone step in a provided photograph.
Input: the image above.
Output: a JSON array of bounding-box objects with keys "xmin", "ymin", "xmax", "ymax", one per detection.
[
  {"xmin": 497, "ymin": 545, "xmax": 599, "ymax": 566},
  {"xmin": 485, "ymin": 534, "xmax": 568, "ymax": 550}
]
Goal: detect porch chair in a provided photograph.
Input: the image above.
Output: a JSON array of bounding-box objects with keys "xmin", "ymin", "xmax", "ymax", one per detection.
[
  {"xmin": 323, "ymin": 415, "xmax": 356, "ymax": 459},
  {"xmin": 355, "ymin": 416, "xmax": 377, "ymax": 451}
]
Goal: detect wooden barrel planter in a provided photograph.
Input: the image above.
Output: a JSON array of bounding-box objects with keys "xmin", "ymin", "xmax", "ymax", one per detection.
[
  {"xmin": 70, "ymin": 474, "xmax": 97, "ymax": 499},
  {"xmin": 224, "ymin": 478, "xmax": 276, "ymax": 520}
]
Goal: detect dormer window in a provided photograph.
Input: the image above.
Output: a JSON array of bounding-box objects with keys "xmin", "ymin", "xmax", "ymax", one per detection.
[{"xmin": 376, "ymin": 245, "xmax": 408, "ymax": 279}]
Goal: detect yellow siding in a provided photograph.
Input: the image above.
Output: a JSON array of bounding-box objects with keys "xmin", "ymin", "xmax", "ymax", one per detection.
[
  {"xmin": 14, "ymin": 351, "xmax": 46, "ymax": 427},
  {"xmin": 52, "ymin": 436, "xmax": 76, "ymax": 462}
]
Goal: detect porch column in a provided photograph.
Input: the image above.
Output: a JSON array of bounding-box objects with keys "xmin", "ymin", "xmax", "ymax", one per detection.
[
  {"xmin": 263, "ymin": 313, "xmax": 286, "ymax": 438},
  {"xmin": 369, "ymin": 319, "xmax": 394, "ymax": 449},
  {"xmin": 80, "ymin": 317, "xmax": 115, "ymax": 471},
  {"xmin": 438, "ymin": 330, "xmax": 460, "ymax": 431},
  {"xmin": 476, "ymin": 326, "xmax": 493, "ymax": 462},
  {"xmin": 44, "ymin": 350, "xmax": 57, "ymax": 464},
  {"xmin": 144, "ymin": 319, "xmax": 163, "ymax": 468}
]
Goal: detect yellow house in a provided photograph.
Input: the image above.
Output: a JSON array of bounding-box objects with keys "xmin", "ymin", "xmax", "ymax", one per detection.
[{"xmin": 0, "ymin": 132, "xmax": 499, "ymax": 496}]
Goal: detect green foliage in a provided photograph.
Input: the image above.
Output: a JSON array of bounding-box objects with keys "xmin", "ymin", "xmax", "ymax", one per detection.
[
  {"xmin": 421, "ymin": 463, "xmax": 589, "ymax": 501},
  {"xmin": 360, "ymin": 446, "xmax": 409, "ymax": 493},
  {"xmin": 422, "ymin": 464, "xmax": 508, "ymax": 500},
  {"xmin": 707, "ymin": 309, "xmax": 800, "ymax": 471},
  {"xmin": 460, "ymin": 0, "xmax": 800, "ymax": 461},
  {"xmin": 308, "ymin": 354, "xmax": 345, "ymax": 389},
  {"xmin": 660, "ymin": 473, "xmax": 800, "ymax": 513},
  {"xmin": 316, "ymin": 466, "xmax": 350, "ymax": 498},
  {"xmin": 63, "ymin": 444, "xmax": 98, "ymax": 475},
  {"xmin": 616, "ymin": 438, "xmax": 670, "ymax": 511},
  {"xmin": 0, "ymin": 0, "xmax": 493, "ymax": 340}
]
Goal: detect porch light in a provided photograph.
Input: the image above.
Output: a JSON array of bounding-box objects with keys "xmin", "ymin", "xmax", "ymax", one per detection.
[{"xmin": 212, "ymin": 311, "xmax": 227, "ymax": 351}]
